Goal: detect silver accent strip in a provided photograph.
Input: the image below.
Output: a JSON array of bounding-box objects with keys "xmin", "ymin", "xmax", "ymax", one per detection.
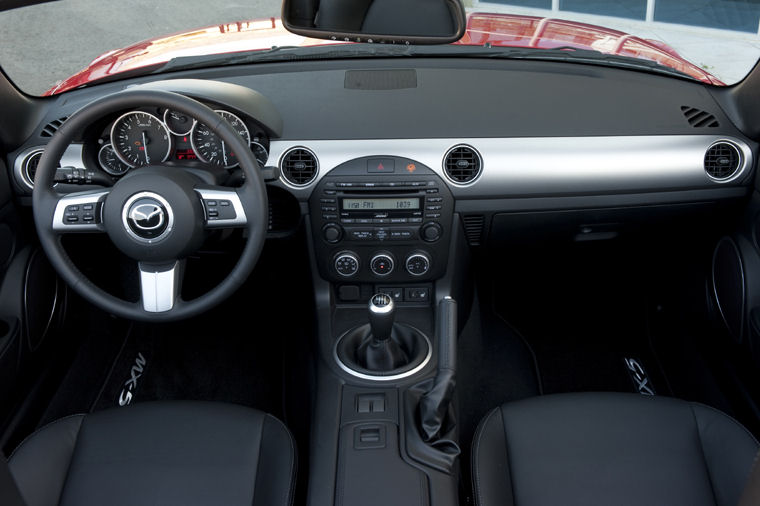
[
  {"xmin": 195, "ymin": 188, "xmax": 248, "ymax": 228},
  {"xmin": 138, "ymin": 261, "xmax": 180, "ymax": 313},
  {"xmin": 333, "ymin": 328, "xmax": 433, "ymax": 382},
  {"xmin": 268, "ymin": 135, "xmax": 754, "ymax": 198},
  {"xmin": 13, "ymin": 144, "xmax": 85, "ymax": 191},
  {"xmin": 121, "ymin": 192, "xmax": 175, "ymax": 243},
  {"xmin": 52, "ymin": 190, "xmax": 109, "ymax": 232}
]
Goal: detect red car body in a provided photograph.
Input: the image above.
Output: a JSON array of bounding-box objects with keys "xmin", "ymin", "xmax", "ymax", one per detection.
[{"xmin": 45, "ymin": 12, "xmax": 721, "ymax": 95}]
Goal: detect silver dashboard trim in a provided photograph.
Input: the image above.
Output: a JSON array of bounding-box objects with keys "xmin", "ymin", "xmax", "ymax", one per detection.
[
  {"xmin": 52, "ymin": 190, "xmax": 109, "ymax": 232},
  {"xmin": 268, "ymin": 135, "xmax": 754, "ymax": 198},
  {"xmin": 138, "ymin": 261, "xmax": 180, "ymax": 313},
  {"xmin": 195, "ymin": 188, "xmax": 248, "ymax": 228}
]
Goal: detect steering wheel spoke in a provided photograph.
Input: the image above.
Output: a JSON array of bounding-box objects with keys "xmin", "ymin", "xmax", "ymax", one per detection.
[
  {"xmin": 195, "ymin": 186, "xmax": 248, "ymax": 229},
  {"xmin": 138, "ymin": 260, "xmax": 184, "ymax": 313},
  {"xmin": 52, "ymin": 189, "xmax": 110, "ymax": 233}
]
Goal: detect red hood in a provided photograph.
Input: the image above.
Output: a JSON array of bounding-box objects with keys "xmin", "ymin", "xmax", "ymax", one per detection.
[{"xmin": 46, "ymin": 13, "xmax": 721, "ymax": 95}]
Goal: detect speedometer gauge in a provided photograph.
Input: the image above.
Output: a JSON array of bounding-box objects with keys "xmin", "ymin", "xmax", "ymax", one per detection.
[
  {"xmin": 110, "ymin": 111, "xmax": 171, "ymax": 168},
  {"xmin": 190, "ymin": 110, "xmax": 250, "ymax": 169},
  {"xmin": 97, "ymin": 143, "xmax": 131, "ymax": 176}
]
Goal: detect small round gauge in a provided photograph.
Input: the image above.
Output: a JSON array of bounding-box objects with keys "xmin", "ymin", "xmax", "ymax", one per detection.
[
  {"xmin": 110, "ymin": 111, "xmax": 171, "ymax": 168},
  {"xmin": 97, "ymin": 143, "xmax": 131, "ymax": 176},
  {"xmin": 251, "ymin": 141, "xmax": 269, "ymax": 167},
  {"xmin": 163, "ymin": 109, "xmax": 196, "ymax": 136},
  {"xmin": 190, "ymin": 110, "xmax": 250, "ymax": 169}
]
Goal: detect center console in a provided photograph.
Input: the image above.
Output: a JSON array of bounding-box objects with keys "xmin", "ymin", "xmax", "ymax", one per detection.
[{"xmin": 305, "ymin": 156, "xmax": 466, "ymax": 506}]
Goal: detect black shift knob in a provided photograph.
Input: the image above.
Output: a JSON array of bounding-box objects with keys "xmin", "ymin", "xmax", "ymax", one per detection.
[{"xmin": 368, "ymin": 293, "xmax": 395, "ymax": 342}]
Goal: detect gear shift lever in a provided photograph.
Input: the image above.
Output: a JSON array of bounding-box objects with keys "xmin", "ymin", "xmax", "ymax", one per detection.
[
  {"xmin": 368, "ymin": 293, "xmax": 395, "ymax": 342},
  {"xmin": 356, "ymin": 293, "xmax": 409, "ymax": 371}
]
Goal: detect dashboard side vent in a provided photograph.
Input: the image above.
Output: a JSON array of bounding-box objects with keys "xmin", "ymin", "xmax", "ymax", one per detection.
[
  {"xmin": 462, "ymin": 215, "xmax": 485, "ymax": 246},
  {"xmin": 443, "ymin": 145, "xmax": 482, "ymax": 184},
  {"xmin": 41, "ymin": 117, "xmax": 68, "ymax": 137},
  {"xmin": 281, "ymin": 147, "xmax": 318, "ymax": 186},
  {"xmin": 22, "ymin": 151, "xmax": 44, "ymax": 188},
  {"xmin": 704, "ymin": 141, "xmax": 742, "ymax": 181},
  {"xmin": 681, "ymin": 106, "xmax": 719, "ymax": 128}
]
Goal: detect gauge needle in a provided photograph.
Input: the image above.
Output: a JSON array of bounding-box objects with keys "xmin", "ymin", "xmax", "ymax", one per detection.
[
  {"xmin": 221, "ymin": 140, "xmax": 228, "ymax": 166},
  {"xmin": 142, "ymin": 131, "xmax": 150, "ymax": 164}
]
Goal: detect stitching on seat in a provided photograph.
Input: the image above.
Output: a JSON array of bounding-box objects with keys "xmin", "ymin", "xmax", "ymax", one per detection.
[
  {"xmin": 691, "ymin": 402, "xmax": 760, "ymax": 447},
  {"xmin": 689, "ymin": 403, "xmax": 720, "ymax": 506},
  {"xmin": 499, "ymin": 405, "xmax": 516, "ymax": 506},
  {"xmin": 472, "ymin": 407, "xmax": 499, "ymax": 506},
  {"xmin": 7, "ymin": 413, "xmax": 85, "ymax": 461}
]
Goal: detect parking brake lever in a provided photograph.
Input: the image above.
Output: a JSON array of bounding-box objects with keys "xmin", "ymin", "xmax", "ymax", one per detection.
[{"xmin": 419, "ymin": 296, "xmax": 457, "ymax": 442}]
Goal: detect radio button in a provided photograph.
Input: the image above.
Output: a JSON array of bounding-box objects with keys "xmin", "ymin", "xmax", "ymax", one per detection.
[
  {"xmin": 410, "ymin": 217, "xmax": 423, "ymax": 223},
  {"xmin": 348, "ymin": 229, "xmax": 374, "ymax": 241},
  {"xmin": 357, "ymin": 218, "xmax": 372, "ymax": 224},
  {"xmin": 322, "ymin": 223, "xmax": 343, "ymax": 243},
  {"xmin": 421, "ymin": 222, "xmax": 442, "ymax": 242},
  {"xmin": 390, "ymin": 218, "xmax": 408, "ymax": 224},
  {"xmin": 374, "ymin": 228, "xmax": 389, "ymax": 241},
  {"xmin": 322, "ymin": 214, "xmax": 338, "ymax": 220},
  {"xmin": 373, "ymin": 218, "xmax": 390, "ymax": 224}
]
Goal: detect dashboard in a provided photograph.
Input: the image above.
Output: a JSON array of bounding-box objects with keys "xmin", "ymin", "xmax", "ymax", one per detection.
[{"xmin": 5, "ymin": 59, "xmax": 759, "ymax": 286}]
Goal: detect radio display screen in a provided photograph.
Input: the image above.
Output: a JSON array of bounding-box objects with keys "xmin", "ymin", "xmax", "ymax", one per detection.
[{"xmin": 342, "ymin": 198, "xmax": 420, "ymax": 211}]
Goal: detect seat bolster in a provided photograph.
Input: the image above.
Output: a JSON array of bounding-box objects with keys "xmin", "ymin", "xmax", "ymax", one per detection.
[
  {"xmin": 472, "ymin": 407, "xmax": 514, "ymax": 506},
  {"xmin": 9, "ymin": 415, "xmax": 85, "ymax": 506},
  {"xmin": 252, "ymin": 414, "xmax": 297, "ymax": 506},
  {"xmin": 692, "ymin": 403, "xmax": 760, "ymax": 506}
]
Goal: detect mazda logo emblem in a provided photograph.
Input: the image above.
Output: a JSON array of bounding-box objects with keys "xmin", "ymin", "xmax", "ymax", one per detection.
[
  {"xmin": 129, "ymin": 203, "xmax": 165, "ymax": 231},
  {"xmin": 122, "ymin": 193, "xmax": 172, "ymax": 242}
]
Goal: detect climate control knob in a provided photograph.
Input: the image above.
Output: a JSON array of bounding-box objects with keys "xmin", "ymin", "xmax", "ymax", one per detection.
[
  {"xmin": 322, "ymin": 223, "xmax": 343, "ymax": 243},
  {"xmin": 334, "ymin": 251, "xmax": 359, "ymax": 277},
  {"xmin": 405, "ymin": 252, "xmax": 431, "ymax": 276},
  {"xmin": 370, "ymin": 253, "xmax": 395, "ymax": 276},
  {"xmin": 421, "ymin": 222, "xmax": 442, "ymax": 242}
]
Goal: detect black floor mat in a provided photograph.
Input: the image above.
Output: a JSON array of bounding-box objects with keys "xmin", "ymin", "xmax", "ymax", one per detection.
[
  {"xmin": 490, "ymin": 242, "xmax": 672, "ymax": 398},
  {"xmin": 90, "ymin": 316, "xmax": 285, "ymax": 417}
]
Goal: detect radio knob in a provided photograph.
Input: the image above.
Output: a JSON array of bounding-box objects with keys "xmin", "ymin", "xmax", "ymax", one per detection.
[
  {"xmin": 322, "ymin": 223, "xmax": 343, "ymax": 243},
  {"xmin": 421, "ymin": 222, "xmax": 442, "ymax": 242},
  {"xmin": 370, "ymin": 253, "xmax": 395, "ymax": 276},
  {"xmin": 334, "ymin": 251, "xmax": 359, "ymax": 277},
  {"xmin": 405, "ymin": 252, "xmax": 431, "ymax": 276}
]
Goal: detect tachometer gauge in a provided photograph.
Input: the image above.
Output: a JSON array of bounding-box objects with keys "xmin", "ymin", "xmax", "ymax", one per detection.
[
  {"xmin": 190, "ymin": 110, "xmax": 250, "ymax": 169},
  {"xmin": 97, "ymin": 143, "xmax": 131, "ymax": 176},
  {"xmin": 110, "ymin": 111, "xmax": 171, "ymax": 168},
  {"xmin": 163, "ymin": 109, "xmax": 196, "ymax": 136},
  {"xmin": 251, "ymin": 141, "xmax": 269, "ymax": 167}
]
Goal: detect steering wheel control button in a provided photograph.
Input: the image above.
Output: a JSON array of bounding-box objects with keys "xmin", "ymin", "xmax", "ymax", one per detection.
[
  {"xmin": 64, "ymin": 203, "xmax": 101, "ymax": 225},
  {"xmin": 203, "ymin": 199, "xmax": 237, "ymax": 222},
  {"xmin": 367, "ymin": 158, "xmax": 395, "ymax": 173},
  {"xmin": 335, "ymin": 252, "xmax": 360, "ymax": 277},
  {"xmin": 122, "ymin": 192, "xmax": 174, "ymax": 243},
  {"xmin": 370, "ymin": 253, "xmax": 394, "ymax": 276},
  {"xmin": 405, "ymin": 253, "xmax": 431, "ymax": 276}
]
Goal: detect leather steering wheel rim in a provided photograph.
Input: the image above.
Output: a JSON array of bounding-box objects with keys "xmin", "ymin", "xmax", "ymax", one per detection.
[{"xmin": 32, "ymin": 89, "xmax": 268, "ymax": 322}]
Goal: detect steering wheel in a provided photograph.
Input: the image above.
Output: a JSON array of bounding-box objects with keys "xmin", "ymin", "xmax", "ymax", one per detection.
[{"xmin": 32, "ymin": 89, "xmax": 268, "ymax": 322}]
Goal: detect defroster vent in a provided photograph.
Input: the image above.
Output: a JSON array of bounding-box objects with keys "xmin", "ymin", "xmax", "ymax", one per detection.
[
  {"xmin": 704, "ymin": 141, "xmax": 742, "ymax": 181},
  {"xmin": 41, "ymin": 117, "xmax": 68, "ymax": 137},
  {"xmin": 281, "ymin": 147, "xmax": 318, "ymax": 186},
  {"xmin": 681, "ymin": 106, "xmax": 719, "ymax": 128},
  {"xmin": 444, "ymin": 145, "xmax": 482, "ymax": 184}
]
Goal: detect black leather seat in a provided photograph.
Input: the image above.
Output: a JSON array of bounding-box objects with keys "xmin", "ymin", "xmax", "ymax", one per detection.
[
  {"xmin": 472, "ymin": 393, "xmax": 759, "ymax": 506},
  {"xmin": 8, "ymin": 401, "xmax": 296, "ymax": 506}
]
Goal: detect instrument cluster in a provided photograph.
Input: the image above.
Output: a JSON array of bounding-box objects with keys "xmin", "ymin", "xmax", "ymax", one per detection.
[{"xmin": 95, "ymin": 107, "xmax": 270, "ymax": 177}]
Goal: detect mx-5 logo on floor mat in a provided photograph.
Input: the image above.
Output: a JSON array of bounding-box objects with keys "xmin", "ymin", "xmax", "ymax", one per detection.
[
  {"xmin": 118, "ymin": 352, "xmax": 147, "ymax": 406},
  {"xmin": 624, "ymin": 357, "xmax": 656, "ymax": 396}
]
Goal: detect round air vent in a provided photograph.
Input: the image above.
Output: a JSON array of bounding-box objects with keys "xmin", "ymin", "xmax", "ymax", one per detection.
[
  {"xmin": 280, "ymin": 147, "xmax": 318, "ymax": 186},
  {"xmin": 443, "ymin": 145, "xmax": 482, "ymax": 185},
  {"xmin": 704, "ymin": 141, "xmax": 742, "ymax": 181},
  {"xmin": 22, "ymin": 150, "xmax": 44, "ymax": 189}
]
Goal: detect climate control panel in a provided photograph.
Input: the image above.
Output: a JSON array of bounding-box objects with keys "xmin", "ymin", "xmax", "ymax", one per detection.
[{"xmin": 310, "ymin": 156, "xmax": 453, "ymax": 283}]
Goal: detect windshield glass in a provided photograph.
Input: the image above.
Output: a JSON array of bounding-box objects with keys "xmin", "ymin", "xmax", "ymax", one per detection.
[{"xmin": 1, "ymin": 0, "xmax": 759, "ymax": 95}]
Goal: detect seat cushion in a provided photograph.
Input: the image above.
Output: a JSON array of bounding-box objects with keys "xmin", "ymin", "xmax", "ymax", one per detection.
[
  {"xmin": 472, "ymin": 393, "xmax": 759, "ymax": 506},
  {"xmin": 9, "ymin": 401, "xmax": 296, "ymax": 506}
]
